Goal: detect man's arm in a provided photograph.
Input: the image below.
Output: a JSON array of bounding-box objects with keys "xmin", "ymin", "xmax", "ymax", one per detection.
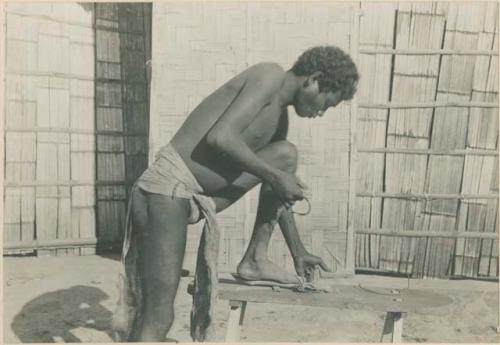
[
  {"xmin": 272, "ymin": 109, "xmax": 331, "ymax": 277},
  {"xmin": 278, "ymin": 209, "xmax": 330, "ymax": 278},
  {"xmin": 206, "ymin": 63, "xmax": 303, "ymax": 204},
  {"xmin": 270, "ymin": 109, "xmax": 307, "ymax": 257},
  {"xmin": 271, "ymin": 108, "xmax": 306, "ymax": 256}
]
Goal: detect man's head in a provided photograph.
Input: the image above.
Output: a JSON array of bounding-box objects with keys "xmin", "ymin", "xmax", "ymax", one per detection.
[{"xmin": 291, "ymin": 46, "xmax": 359, "ymax": 118}]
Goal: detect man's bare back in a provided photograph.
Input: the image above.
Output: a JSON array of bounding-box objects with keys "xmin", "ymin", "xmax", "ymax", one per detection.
[{"xmin": 171, "ymin": 63, "xmax": 287, "ymax": 194}]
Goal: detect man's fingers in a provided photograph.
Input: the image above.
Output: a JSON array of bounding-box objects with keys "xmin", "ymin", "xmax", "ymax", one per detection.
[
  {"xmin": 284, "ymin": 197, "xmax": 298, "ymax": 208},
  {"xmin": 304, "ymin": 267, "xmax": 314, "ymax": 282},
  {"xmin": 305, "ymin": 265, "xmax": 313, "ymax": 273},
  {"xmin": 294, "ymin": 193, "xmax": 304, "ymax": 201},
  {"xmin": 296, "ymin": 265, "xmax": 305, "ymax": 278},
  {"xmin": 318, "ymin": 259, "xmax": 332, "ymax": 272},
  {"xmin": 296, "ymin": 176, "xmax": 308, "ymax": 189}
]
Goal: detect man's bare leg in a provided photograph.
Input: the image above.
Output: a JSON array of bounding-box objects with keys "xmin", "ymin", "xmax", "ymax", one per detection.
[
  {"xmin": 236, "ymin": 183, "xmax": 299, "ymax": 283},
  {"xmin": 211, "ymin": 140, "xmax": 300, "ymax": 284},
  {"xmin": 127, "ymin": 188, "xmax": 191, "ymax": 341}
]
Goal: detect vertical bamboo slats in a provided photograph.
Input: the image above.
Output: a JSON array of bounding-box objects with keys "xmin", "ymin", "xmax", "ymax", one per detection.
[
  {"xmin": 382, "ymin": 4, "xmax": 445, "ymax": 275},
  {"xmin": 418, "ymin": 3, "xmax": 481, "ymax": 278},
  {"xmin": 4, "ymin": 3, "xmax": 150, "ymax": 255},
  {"xmin": 95, "ymin": 3, "xmax": 150, "ymax": 246},
  {"xmin": 95, "ymin": 4, "xmax": 126, "ymax": 245},
  {"xmin": 455, "ymin": 2, "xmax": 499, "ymax": 278},
  {"xmin": 355, "ymin": 2, "xmax": 397, "ymax": 271},
  {"xmin": 4, "ymin": 3, "xmax": 96, "ymax": 256},
  {"xmin": 355, "ymin": 2, "xmax": 498, "ymax": 278}
]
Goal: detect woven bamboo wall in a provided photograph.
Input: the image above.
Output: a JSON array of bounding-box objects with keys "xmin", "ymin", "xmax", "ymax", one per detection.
[
  {"xmin": 150, "ymin": 2, "xmax": 355, "ymax": 274},
  {"xmin": 355, "ymin": 2, "xmax": 499, "ymax": 278},
  {"xmin": 355, "ymin": 2, "xmax": 397, "ymax": 273},
  {"xmin": 4, "ymin": 3, "xmax": 96, "ymax": 255},
  {"xmin": 94, "ymin": 3, "xmax": 151, "ymax": 249},
  {"xmin": 3, "ymin": 3, "xmax": 151, "ymax": 255},
  {"xmin": 4, "ymin": 1, "xmax": 496, "ymax": 278}
]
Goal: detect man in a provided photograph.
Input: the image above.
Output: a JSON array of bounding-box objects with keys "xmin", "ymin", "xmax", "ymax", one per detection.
[{"xmin": 115, "ymin": 45, "xmax": 359, "ymax": 341}]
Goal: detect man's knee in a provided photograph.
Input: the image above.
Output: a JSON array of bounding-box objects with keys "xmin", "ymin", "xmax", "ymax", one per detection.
[{"xmin": 273, "ymin": 141, "xmax": 298, "ymax": 172}]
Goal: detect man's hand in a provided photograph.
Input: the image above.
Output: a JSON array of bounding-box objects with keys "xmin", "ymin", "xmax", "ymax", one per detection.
[
  {"xmin": 271, "ymin": 171, "xmax": 308, "ymax": 208},
  {"xmin": 293, "ymin": 252, "xmax": 332, "ymax": 281}
]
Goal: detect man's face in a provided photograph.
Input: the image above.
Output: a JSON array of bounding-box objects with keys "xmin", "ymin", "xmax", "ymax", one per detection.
[{"xmin": 293, "ymin": 76, "xmax": 343, "ymax": 118}]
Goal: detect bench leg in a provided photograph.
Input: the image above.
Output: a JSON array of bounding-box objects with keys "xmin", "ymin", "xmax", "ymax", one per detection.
[
  {"xmin": 391, "ymin": 312, "xmax": 404, "ymax": 343},
  {"xmin": 380, "ymin": 311, "xmax": 405, "ymax": 343},
  {"xmin": 225, "ymin": 300, "xmax": 247, "ymax": 342}
]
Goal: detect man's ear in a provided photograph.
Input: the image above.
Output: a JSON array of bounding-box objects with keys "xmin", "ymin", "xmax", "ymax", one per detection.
[
  {"xmin": 310, "ymin": 71, "xmax": 323, "ymax": 81},
  {"xmin": 304, "ymin": 71, "xmax": 323, "ymax": 88}
]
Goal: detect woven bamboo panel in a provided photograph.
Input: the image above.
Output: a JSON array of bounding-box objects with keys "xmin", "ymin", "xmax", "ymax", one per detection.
[
  {"xmin": 150, "ymin": 2, "xmax": 354, "ymax": 274},
  {"xmin": 455, "ymin": 2, "xmax": 499, "ymax": 278},
  {"xmin": 95, "ymin": 3, "xmax": 150, "ymax": 245},
  {"xmin": 4, "ymin": 3, "xmax": 150, "ymax": 255},
  {"xmin": 355, "ymin": 2, "xmax": 498, "ymax": 278},
  {"xmin": 4, "ymin": 3, "xmax": 96, "ymax": 256},
  {"xmin": 355, "ymin": 2, "xmax": 397, "ymax": 270},
  {"xmin": 94, "ymin": 0, "xmax": 125, "ymax": 247},
  {"xmin": 420, "ymin": 3, "xmax": 488, "ymax": 278},
  {"xmin": 381, "ymin": 4, "xmax": 445, "ymax": 274}
]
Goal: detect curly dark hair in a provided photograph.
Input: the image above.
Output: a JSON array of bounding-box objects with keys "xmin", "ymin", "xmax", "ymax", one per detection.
[{"xmin": 291, "ymin": 46, "xmax": 359, "ymax": 100}]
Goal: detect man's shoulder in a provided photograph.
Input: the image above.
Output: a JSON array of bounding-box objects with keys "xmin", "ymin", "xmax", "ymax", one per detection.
[
  {"xmin": 247, "ymin": 62, "xmax": 285, "ymax": 81},
  {"xmin": 251, "ymin": 62, "xmax": 285, "ymax": 73},
  {"xmin": 242, "ymin": 62, "xmax": 286, "ymax": 96}
]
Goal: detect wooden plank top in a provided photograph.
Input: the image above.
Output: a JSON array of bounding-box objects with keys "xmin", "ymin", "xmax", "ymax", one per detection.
[{"xmin": 215, "ymin": 281, "xmax": 453, "ymax": 314}]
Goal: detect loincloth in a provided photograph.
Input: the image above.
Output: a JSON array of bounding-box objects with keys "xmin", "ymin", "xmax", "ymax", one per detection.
[{"xmin": 112, "ymin": 143, "xmax": 219, "ymax": 341}]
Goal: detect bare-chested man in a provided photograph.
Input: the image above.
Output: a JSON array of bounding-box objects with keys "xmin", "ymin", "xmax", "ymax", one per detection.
[{"xmin": 120, "ymin": 46, "xmax": 359, "ymax": 341}]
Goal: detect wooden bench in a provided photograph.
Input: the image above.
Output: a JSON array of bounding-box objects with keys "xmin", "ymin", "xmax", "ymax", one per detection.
[
  {"xmin": 217, "ymin": 283, "xmax": 408, "ymax": 343},
  {"xmin": 187, "ymin": 280, "xmax": 455, "ymax": 343},
  {"xmin": 222, "ymin": 300, "xmax": 407, "ymax": 342}
]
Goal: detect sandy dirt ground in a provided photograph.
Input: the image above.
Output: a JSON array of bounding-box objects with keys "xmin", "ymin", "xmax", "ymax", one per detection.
[{"xmin": 3, "ymin": 254, "xmax": 499, "ymax": 343}]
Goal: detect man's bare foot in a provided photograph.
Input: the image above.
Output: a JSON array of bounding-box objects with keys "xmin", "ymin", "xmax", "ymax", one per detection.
[{"xmin": 236, "ymin": 258, "xmax": 299, "ymax": 284}]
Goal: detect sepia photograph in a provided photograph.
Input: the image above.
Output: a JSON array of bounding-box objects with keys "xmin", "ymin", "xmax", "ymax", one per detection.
[{"xmin": 2, "ymin": 0, "xmax": 499, "ymax": 343}]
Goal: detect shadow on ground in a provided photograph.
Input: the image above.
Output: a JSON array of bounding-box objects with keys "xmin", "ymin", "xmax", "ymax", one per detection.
[{"xmin": 11, "ymin": 285, "xmax": 114, "ymax": 342}]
